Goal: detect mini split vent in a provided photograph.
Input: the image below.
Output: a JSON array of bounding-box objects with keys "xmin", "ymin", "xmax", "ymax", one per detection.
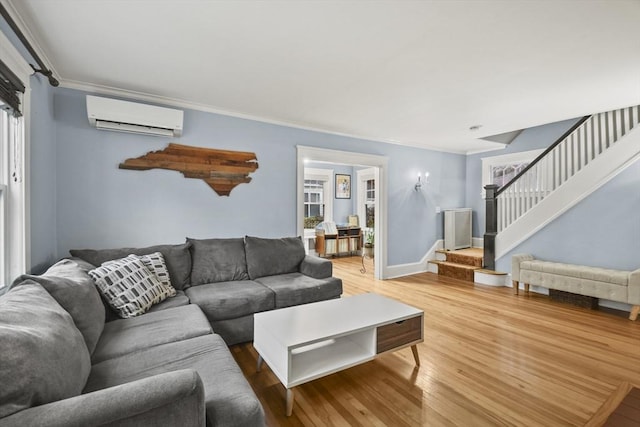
[{"xmin": 86, "ymin": 95, "xmax": 184, "ymax": 137}]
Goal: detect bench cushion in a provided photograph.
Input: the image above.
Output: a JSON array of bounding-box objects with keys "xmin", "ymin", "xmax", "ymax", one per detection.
[{"xmin": 520, "ymin": 260, "xmax": 630, "ymax": 286}]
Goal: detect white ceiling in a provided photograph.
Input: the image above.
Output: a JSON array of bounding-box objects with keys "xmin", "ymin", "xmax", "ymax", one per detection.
[{"xmin": 7, "ymin": 0, "xmax": 640, "ymax": 154}]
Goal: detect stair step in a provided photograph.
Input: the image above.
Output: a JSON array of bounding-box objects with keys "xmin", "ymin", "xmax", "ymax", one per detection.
[
  {"xmin": 475, "ymin": 268, "xmax": 508, "ymax": 276},
  {"xmin": 436, "ymin": 247, "xmax": 483, "ymax": 267},
  {"xmin": 428, "ymin": 260, "xmax": 479, "ymax": 282}
]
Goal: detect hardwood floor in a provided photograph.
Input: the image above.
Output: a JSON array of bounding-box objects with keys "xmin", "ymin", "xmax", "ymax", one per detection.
[{"xmin": 231, "ymin": 256, "xmax": 640, "ymax": 426}]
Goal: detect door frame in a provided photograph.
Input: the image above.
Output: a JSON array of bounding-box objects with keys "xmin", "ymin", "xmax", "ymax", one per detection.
[{"xmin": 296, "ymin": 146, "xmax": 388, "ymax": 279}]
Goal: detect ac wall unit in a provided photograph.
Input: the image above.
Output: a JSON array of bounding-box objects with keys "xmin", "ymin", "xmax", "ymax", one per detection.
[
  {"xmin": 86, "ymin": 95, "xmax": 183, "ymax": 137},
  {"xmin": 444, "ymin": 208, "xmax": 472, "ymax": 250}
]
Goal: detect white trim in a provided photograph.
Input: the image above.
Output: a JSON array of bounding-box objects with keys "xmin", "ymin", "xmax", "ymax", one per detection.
[
  {"xmin": 303, "ymin": 167, "xmax": 333, "ymax": 223},
  {"xmin": 62, "ymin": 79, "xmax": 477, "ymax": 154},
  {"xmin": 0, "ymin": 23, "xmax": 31, "ymax": 285},
  {"xmin": 0, "ymin": 28, "xmax": 32, "ymax": 81},
  {"xmin": 3, "ymin": 0, "xmax": 60, "ymax": 79},
  {"xmin": 356, "ymin": 167, "xmax": 375, "ymax": 231},
  {"xmin": 472, "ymin": 237, "xmax": 484, "ymax": 248},
  {"xmin": 496, "ymin": 125, "xmax": 640, "ymax": 260},
  {"xmin": 385, "ymin": 239, "xmax": 443, "ymax": 279},
  {"xmin": 297, "ymin": 146, "xmax": 388, "ymax": 279},
  {"xmin": 465, "ymin": 144, "xmax": 508, "ymax": 156}
]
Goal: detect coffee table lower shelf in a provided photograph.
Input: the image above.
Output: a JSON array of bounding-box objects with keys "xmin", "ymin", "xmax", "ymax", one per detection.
[{"xmin": 254, "ymin": 295, "xmax": 423, "ymax": 416}]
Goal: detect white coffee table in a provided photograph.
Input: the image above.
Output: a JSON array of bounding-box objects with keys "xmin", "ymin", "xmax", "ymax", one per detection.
[{"xmin": 253, "ymin": 293, "xmax": 424, "ymax": 416}]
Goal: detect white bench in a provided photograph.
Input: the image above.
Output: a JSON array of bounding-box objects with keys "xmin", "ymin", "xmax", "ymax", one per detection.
[{"xmin": 512, "ymin": 254, "xmax": 640, "ymax": 321}]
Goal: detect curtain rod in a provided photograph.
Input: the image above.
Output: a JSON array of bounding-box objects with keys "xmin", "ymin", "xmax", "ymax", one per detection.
[{"xmin": 0, "ymin": 2, "xmax": 59, "ymax": 86}]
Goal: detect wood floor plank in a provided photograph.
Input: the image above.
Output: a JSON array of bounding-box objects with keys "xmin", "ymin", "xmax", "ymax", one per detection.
[{"xmin": 231, "ymin": 256, "xmax": 640, "ymax": 426}]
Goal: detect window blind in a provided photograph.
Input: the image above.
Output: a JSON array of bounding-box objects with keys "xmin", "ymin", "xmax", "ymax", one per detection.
[{"xmin": 0, "ymin": 59, "xmax": 25, "ymax": 117}]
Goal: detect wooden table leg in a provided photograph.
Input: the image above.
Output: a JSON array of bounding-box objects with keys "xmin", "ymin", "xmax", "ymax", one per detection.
[
  {"xmin": 513, "ymin": 280, "xmax": 519, "ymax": 295},
  {"xmin": 286, "ymin": 388, "xmax": 295, "ymax": 416},
  {"xmin": 411, "ymin": 345, "xmax": 420, "ymax": 366},
  {"xmin": 256, "ymin": 355, "xmax": 263, "ymax": 372}
]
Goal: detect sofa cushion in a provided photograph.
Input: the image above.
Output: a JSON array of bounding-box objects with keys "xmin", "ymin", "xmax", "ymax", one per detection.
[
  {"xmin": 91, "ymin": 305, "xmax": 212, "ymax": 363},
  {"xmin": 70, "ymin": 242, "xmax": 192, "ymax": 290},
  {"xmin": 185, "ymin": 280, "xmax": 275, "ymax": 321},
  {"xmin": 89, "ymin": 258, "xmax": 173, "ymax": 318},
  {"xmin": 0, "ymin": 281, "xmax": 91, "ymax": 418},
  {"xmin": 256, "ymin": 273, "xmax": 343, "ymax": 308},
  {"xmin": 148, "ymin": 289, "xmax": 191, "ymax": 313},
  {"xmin": 187, "ymin": 237, "xmax": 249, "ymax": 285},
  {"xmin": 13, "ymin": 258, "xmax": 105, "ymax": 355},
  {"xmin": 244, "ymin": 235, "xmax": 305, "ymax": 279},
  {"xmin": 85, "ymin": 334, "xmax": 265, "ymax": 427}
]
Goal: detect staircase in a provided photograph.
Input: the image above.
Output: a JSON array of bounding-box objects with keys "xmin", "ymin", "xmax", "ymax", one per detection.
[
  {"xmin": 429, "ymin": 248, "xmax": 486, "ymax": 282},
  {"xmin": 484, "ymin": 105, "xmax": 640, "ymax": 268}
]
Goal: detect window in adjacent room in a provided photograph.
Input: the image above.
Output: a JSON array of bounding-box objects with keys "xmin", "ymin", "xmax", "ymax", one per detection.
[
  {"xmin": 365, "ymin": 178, "xmax": 375, "ymax": 228},
  {"xmin": 481, "ymin": 149, "xmax": 544, "ymax": 197},
  {"xmin": 303, "ymin": 168, "xmax": 333, "ymax": 229},
  {"xmin": 304, "ymin": 179, "xmax": 324, "ymax": 227}
]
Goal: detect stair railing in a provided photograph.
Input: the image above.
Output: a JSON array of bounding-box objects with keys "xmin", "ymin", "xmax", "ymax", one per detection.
[{"xmin": 484, "ymin": 105, "xmax": 640, "ymax": 269}]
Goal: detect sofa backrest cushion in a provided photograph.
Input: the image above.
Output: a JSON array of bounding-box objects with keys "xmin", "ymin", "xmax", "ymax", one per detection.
[
  {"xmin": 70, "ymin": 242, "xmax": 192, "ymax": 290},
  {"xmin": 244, "ymin": 236, "xmax": 305, "ymax": 279},
  {"xmin": 12, "ymin": 258, "xmax": 106, "ymax": 355},
  {"xmin": 0, "ymin": 281, "xmax": 91, "ymax": 418},
  {"xmin": 187, "ymin": 237, "xmax": 249, "ymax": 285}
]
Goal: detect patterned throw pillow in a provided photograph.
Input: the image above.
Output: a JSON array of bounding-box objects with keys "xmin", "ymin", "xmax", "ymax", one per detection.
[
  {"xmin": 89, "ymin": 258, "xmax": 172, "ymax": 318},
  {"xmin": 105, "ymin": 252, "xmax": 177, "ymax": 297}
]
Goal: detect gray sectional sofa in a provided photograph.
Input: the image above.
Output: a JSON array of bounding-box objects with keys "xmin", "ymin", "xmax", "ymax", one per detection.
[{"xmin": 0, "ymin": 236, "xmax": 343, "ymax": 426}]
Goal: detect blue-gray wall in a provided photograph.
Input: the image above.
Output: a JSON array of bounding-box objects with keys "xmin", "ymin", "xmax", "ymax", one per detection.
[
  {"xmin": 29, "ymin": 76, "xmax": 57, "ymax": 273},
  {"xmin": 465, "ymin": 118, "xmax": 640, "ymax": 273},
  {"xmin": 1, "ymin": 18, "xmax": 58, "ymax": 273},
  {"xmin": 52, "ymin": 88, "xmax": 466, "ymax": 266},
  {"xmin": 495, "ymin": 161, "xmax": 640, "ymax": 272}
]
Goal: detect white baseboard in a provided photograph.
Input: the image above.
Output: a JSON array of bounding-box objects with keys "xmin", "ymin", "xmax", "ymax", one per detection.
[
  {"xmin": 472, "ymin": 237, "xmax": 484, "ymax": 248},
  {"xmin": 513, "ymin": 282, "xmax": 633, "ymax": 313},
  {"xmin": 385, "ymin": 239, "xmax": 443, "ymax": 279}
]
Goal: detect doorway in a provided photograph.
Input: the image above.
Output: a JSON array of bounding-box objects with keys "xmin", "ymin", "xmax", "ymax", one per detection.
[{"xmin": 296, "ymin": 146, "xmax": 388, "ymax": 279}]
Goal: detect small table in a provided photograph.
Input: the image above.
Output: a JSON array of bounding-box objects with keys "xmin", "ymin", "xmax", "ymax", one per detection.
[{"xmin": 253, "ymin": 293, "xmax": 424, "ymax": 416}]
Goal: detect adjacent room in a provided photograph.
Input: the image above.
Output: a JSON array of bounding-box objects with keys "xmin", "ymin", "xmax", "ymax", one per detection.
[{"xmin": 0, "ymin": 1, "xmax": 639, "ymax": 426}]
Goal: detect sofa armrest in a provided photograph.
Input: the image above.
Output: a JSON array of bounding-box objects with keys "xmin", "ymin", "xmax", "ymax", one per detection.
[
  {"xmin": 1, "ymin": 370, "xmax": 205, "ymax": 427},
  {"xmin": 628, "ymin": 269, "xmax": 640, "ymax": 305},
  {"xmin": 511, "ymin": 254, "xmax": 535, "ymax": 282},
  {"xmin": 300, "ymin": 255, "xmax": 332, "ymax": 279}
]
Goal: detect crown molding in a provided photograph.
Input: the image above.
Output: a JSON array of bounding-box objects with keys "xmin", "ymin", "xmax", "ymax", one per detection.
[
  {"xmin": 2, "ymin": 0, "xmax": 60, "ymax": 79},
  {"xmin": 59, "ymin": 78, "xmax": 472, "ymax": 155}
]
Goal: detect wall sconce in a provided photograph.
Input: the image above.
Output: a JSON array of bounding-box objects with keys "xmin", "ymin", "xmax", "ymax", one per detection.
[{"xmin": 415, "ymin": 172, "xmax": 429, "ymax": 191}]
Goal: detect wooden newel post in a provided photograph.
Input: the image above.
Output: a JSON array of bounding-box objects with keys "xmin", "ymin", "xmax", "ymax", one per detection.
[{"xmin": 484, "ymin": 184, "xmax": 499, "ymax": 270}]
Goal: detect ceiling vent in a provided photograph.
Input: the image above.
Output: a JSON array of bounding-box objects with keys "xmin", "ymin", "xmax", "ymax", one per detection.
[{"xmin": 86, "ymin": 95, "xmax": 183, "ymax": 137}]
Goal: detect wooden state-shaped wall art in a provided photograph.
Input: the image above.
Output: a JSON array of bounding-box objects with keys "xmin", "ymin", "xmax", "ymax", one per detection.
[{"xmin": 119, "ymin": 143, "xmax": 258, "ymax": 196}]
